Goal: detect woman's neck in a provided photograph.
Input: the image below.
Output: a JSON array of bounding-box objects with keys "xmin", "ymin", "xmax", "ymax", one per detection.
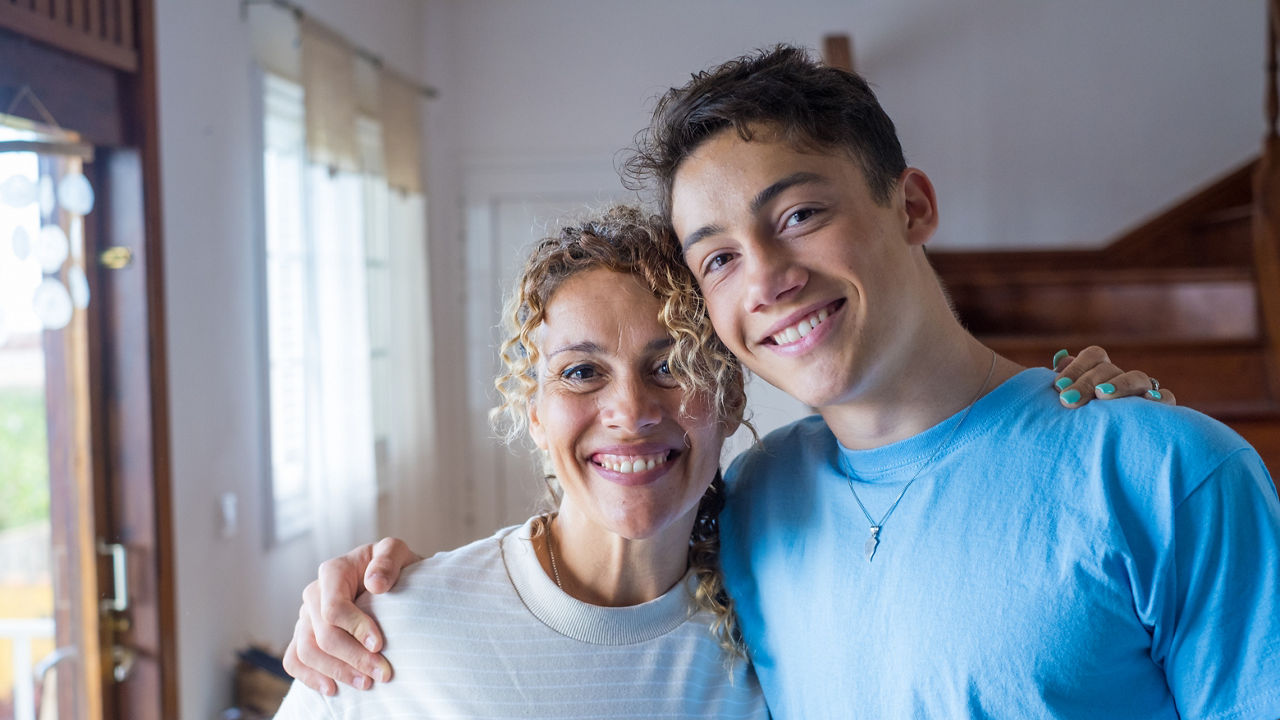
[{"xmin": 539, "ymin": 503, "xmax": 697, "ymax": 607}]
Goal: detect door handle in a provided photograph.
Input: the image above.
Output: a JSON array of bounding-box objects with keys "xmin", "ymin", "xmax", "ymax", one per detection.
[
  {"xmin": 96, "ymin": 541, "xmax": 129, "ymax": 613},
  {"xmin": 111, "ymin": 645, "xmax": 137, "ymax": 683}
]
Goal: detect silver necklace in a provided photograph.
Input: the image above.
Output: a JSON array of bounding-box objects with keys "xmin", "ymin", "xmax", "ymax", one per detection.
[
  {"xmin": 845, "ymin": 351, "xmax": 997, "ymax": 562},
  {"xmin": 545, "ymin": 516, "xmax": 563, "ymax": 588}
]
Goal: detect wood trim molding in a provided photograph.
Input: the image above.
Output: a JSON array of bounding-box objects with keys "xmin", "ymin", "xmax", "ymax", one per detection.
[
  {"xmin": 127, "ymin": 0, "xmax": 179, "ymax": 715},
  {"xmin": 822, "ymin": 34, "xmax": 854, "ymax": 72},
  {"xmin": 0, "ymin": 0, "xmax": 138, "ymax": 71}
]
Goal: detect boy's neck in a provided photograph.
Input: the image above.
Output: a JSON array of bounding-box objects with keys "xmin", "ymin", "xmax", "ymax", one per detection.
[{"xmin": 819, "ymin": 332, "xmax": 1021, "ymax": 451}]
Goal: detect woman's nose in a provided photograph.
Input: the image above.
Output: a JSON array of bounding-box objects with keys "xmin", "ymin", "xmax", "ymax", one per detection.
[{"xmin": 600, "ymin": 375, "xmax": 662, "ymax": 433}]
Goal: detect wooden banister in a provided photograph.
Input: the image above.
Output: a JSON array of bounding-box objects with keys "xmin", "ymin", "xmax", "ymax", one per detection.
[
  {"xmin": 1254, "ymin": 0, "xmax": 1280, "ymax": 398},
  {"xmin": 1268, "ymin": 0, "xmax": 1278, "ymax": 140}
]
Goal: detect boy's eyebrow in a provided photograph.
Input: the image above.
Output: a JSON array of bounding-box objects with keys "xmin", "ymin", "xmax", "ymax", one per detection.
[
  {"xmin": 749, "ymin": 172, "xmax": 825, "ymax": 215},
  {"xmin": 682, "ymin": 224, "xmax": 724, "ymax": 253},
  {"xmin": 681, "ymin": 171, "xmax": 827, "ymax": 253}
]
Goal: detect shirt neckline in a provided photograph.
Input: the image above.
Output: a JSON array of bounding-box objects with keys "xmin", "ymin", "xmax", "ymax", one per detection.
[{"xmin": 500, "ymin": 517, "xmax": 698, "ymax": 645}]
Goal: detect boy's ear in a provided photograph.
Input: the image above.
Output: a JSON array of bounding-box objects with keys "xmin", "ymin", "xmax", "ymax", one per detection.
[{"xmin": 899, "ymin": 167, "xmax": 939, "ymax": 246}]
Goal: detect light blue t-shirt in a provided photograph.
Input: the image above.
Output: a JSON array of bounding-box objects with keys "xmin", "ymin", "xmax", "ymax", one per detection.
[{"xmin": 721, "ymin": 368, "xmax": 1280, "ymax": 719}]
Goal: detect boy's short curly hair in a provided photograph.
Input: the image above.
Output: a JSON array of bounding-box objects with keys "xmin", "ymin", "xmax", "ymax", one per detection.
[{"xmin": 625, "ymin": 44, "xmax": 908, "ymax": 218}]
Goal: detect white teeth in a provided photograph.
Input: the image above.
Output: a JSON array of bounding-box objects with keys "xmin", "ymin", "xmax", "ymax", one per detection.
[
  {"xmin": 772, "ymin": 308, "xmax": 832, "ymax": 346},
  {"xmin": 598, "ymin": 452, "xmax": 669, "ymax": 474}
]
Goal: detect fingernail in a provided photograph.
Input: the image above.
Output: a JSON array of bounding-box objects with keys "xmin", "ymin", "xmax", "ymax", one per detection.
[
  {"xmin": 323, "ymin": 682, "xmax": 336, "ymax": 697},
  {"xmin": 368, "ymin": 573, "xmax": 387, "ymax": 587},
  {"xmin": 354, "ymin": 676, "xmax": 370, "ymax": 690},
  {"xmin": 364, "ymin": 635, "xmax": 378, "ymax": 651},
  {"xmin": 1147, "ymin": 389, "xmax": 1162, "ymax": 400},
  {"xmin": 1054, "ymin": 377, "xmax": 1072, "ymax": 391},
  {"xmin": 373, "ymin": 668, "xmax": 386, "ymax": 683},
  {"xmin": 1060, "ymin": 389, "xmax": 1081, "ymax": 404},
  {"xmin": 1052, "ymin": 349, "xmax": 1068, "ymax": 369},
  {"xmin": 1097, "ymin": 383, "xmax": 1115, "ymax": 395}
]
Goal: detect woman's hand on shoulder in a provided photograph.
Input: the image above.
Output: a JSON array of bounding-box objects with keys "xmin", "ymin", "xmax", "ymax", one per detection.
[
  {"xmin": 282, "ymin": 537, "xmax": 423, "ymax": 695},
  {"xmin": 1051, "ymin": 346, "xmax": 1176, "ymax": 408}
]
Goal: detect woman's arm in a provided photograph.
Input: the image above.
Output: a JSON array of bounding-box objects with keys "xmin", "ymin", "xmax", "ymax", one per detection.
[{"xmin": 1052, "ymin": 345, "xmax": 1176, "ymax": 407}]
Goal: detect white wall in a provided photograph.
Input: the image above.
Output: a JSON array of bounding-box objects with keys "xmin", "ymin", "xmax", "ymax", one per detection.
[
  {"xmin": 153, "ymin": 0, "xmax": 1265, "ymax": 716},
  {"xmin": 422, "ymin": 0, "xmax": 1263, "ymax": 249},
  {"xmin": 153, "ymin": 2, "xmax": 429, "ymax": 718}
]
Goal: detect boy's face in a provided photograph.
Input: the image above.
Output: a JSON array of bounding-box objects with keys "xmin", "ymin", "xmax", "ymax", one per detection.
[{"xmin": 670, "ymin": 126, "xmax": 937, "ymax": 410}]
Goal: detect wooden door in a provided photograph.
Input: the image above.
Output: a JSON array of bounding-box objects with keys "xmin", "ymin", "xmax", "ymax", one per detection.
[{"xmin": 0, "ymin": 2, "xmax": 175, "ymax": 717}]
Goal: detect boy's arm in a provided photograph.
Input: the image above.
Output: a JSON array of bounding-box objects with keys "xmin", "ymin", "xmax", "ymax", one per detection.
[{"xmin": 282, "ymin": 538, "xmax": 421, "ymax": 694}]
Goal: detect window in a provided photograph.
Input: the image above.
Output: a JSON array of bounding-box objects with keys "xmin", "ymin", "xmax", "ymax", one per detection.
[
  {"xmin": 259, "ymin": 72, "xmax": 403, "ymax": 546},
  {"xmin": 261, "ymin": 74, "xmax": 311, "ymax": 541}
]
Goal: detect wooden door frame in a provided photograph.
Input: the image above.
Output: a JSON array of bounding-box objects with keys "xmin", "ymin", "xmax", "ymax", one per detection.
[{"xmin": 0, "ymin": 1, "xmax": 177, "ymax": 717}]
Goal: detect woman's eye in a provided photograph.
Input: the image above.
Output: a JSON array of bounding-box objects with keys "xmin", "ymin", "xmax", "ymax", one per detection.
[
  {"xmin": 654, "ymin": 360, "xmax": 679, "ymax": 386},
  {"xmin": 784, "ymin": 208, "xmax": 818, "ymax": 228},
  {"xmin": 561, "ymin": 364, "xmax": 597, "ymax": 381}
]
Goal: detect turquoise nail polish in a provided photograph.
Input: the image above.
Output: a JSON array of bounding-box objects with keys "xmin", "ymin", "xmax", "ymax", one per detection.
[
  {"xmin": 1060, "ymin": 389, "xmax": 1081, "ymax": 404},
  {"xmin": 1052, "ymin": 349, "xmax": 1068, "ymax": 369},
  {"xmin": 1055, "ymin": 377, "xmax": 1072, "ymax": 391},
  {"xmin": 1148, "ymin": 389, "xmax": 1162, "ymax": 400},
  {"xmin": 1098, "ymin": 383, "xmax": 1116, "ymax": 395}
]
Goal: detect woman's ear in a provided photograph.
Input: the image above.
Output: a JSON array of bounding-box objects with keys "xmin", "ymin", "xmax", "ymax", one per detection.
[
  {"xmin": 899, "ymin": 167, "xmax": 939, "ymax": 246},
  {"xmin": 722, "ymin": 416, "xmax": 741, "ymax": 439},
  {"xmin": 528, "ymin": 400, "xmax": 548, "ymax": 450}
]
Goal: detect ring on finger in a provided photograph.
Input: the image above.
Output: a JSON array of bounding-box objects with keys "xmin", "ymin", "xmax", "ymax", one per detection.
[{"xmin": 1147, "ymin": 377, "xmax": 1162, "ymax": 400}]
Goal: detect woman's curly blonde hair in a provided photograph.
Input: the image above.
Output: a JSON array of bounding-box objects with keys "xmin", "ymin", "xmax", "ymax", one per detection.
[{"xmin": 490, "ymin": 204, "xmax": 749, "ymax": 658}]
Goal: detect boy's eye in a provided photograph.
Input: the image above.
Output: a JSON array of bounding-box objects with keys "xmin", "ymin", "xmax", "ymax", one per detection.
[
  {"xmin": 705, "ymin": 252, "xmax": 733, "ymax": 274},
  {"xmin": 785, "ymin": 208, "xmax": 818, "ymax": 228}
]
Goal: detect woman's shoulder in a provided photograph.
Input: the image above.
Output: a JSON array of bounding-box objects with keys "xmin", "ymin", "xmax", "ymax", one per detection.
[{"xmin": 361, "ymin": 523, "xmax": 523, "ymax": 615}]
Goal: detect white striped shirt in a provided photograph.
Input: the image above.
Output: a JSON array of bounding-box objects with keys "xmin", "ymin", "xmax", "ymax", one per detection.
[{"xmin": 275, "ymin": 518, "xmax": 769, "ymax": 719}]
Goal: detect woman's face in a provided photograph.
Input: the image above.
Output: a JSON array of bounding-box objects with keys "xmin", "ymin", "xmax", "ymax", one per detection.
[{"xmin": 528, "ymin": 267, "xmax": 732, "ymax": 541}]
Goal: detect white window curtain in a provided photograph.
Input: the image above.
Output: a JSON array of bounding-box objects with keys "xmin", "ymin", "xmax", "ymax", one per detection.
[
  {"xmin": 380, "ymin": 190, "xmax": 436, "ymax": 547},
  {"xmin": 255, "ymin": 11, "xmax": 433, "ymax": 557},
  {"xmin": 305, "ymin": 162, "xmax": 377, "ymax": 559}
]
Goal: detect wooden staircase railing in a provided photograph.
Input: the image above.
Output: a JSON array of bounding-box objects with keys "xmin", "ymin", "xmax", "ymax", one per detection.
[
  {"xmin": 1254, "ymin": 0, "xmax": 1280, "ymax": 402},
  {"xmin": 928, "ymin": 1, "xmax": 1280, "ymax": 476}
]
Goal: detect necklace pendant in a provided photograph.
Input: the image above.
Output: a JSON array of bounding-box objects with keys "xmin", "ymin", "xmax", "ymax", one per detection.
[{"xmin": 864, "ymin": 526, "xmax": 880, "ymax": 562}]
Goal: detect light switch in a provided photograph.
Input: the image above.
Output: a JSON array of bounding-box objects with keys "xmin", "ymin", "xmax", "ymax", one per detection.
[{"xmin": 219, "ymin": 492, "xmax": 239, "ymax": 538}]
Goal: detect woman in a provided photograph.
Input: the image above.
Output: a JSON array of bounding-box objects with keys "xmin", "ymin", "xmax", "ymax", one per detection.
[
  {"xmin": 274, "ymin": 205, "xmax": 769, "ymax": 718},
  {"xmin": 278, "ymin": 205, "xmax": 1174, "ymax": 709}
]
